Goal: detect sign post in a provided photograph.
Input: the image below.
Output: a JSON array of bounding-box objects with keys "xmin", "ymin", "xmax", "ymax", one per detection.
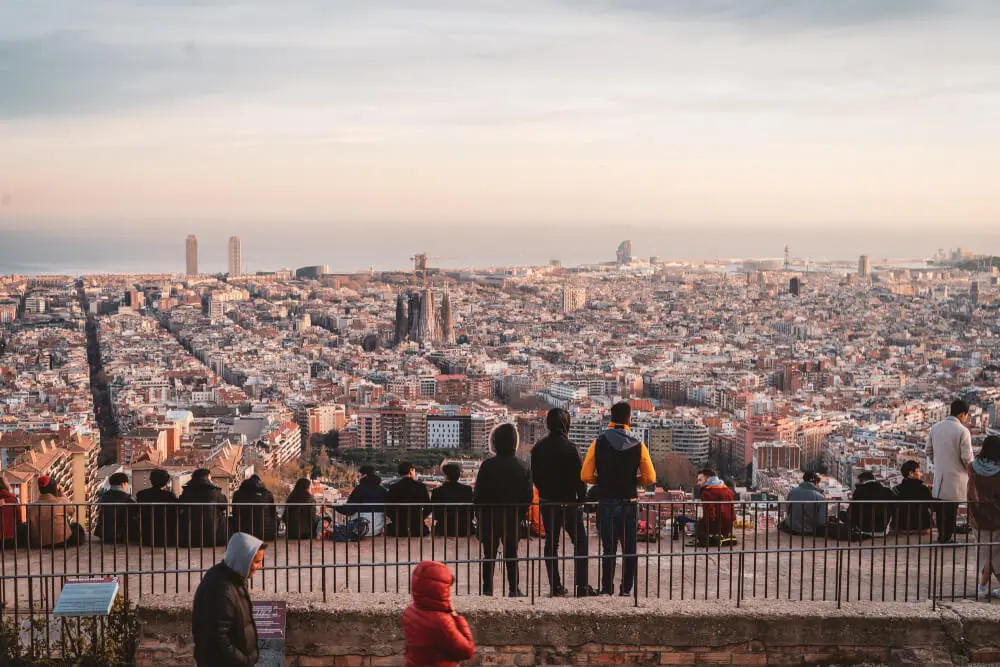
[
  {"xmin": 253, "ymin": 601, "xmax": 287, "ymax": 667},
  {"xmin": 53, "ymin": 577, "xmax": 120, "ymax": 617}
]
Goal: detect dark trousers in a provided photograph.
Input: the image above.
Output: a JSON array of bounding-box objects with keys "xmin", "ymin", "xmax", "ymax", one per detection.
[
  {"xmin": 936, "ymin": 502, "xmax": 958, "ymax": 543},
  {"xmin": 540, "ymin": 502, "xmax": 589, "ymax": 594},
  {"xmin": 598, "ymin": 502, "xmax": 638, "ymax": 595},
  {"xmin": 480, "ymin": 517, "xmax": 520, "ymax": 594}
]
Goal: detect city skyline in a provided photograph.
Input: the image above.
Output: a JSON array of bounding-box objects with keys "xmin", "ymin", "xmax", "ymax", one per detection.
[{"xmin": 2, "ymin": 0, "xmax": 1000, "ymax": 232}]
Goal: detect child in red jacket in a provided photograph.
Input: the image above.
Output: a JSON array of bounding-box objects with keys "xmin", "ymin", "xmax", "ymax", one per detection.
[{"xmin": 403, "ymin": 561, "xmax": 476, "ymax": 667}]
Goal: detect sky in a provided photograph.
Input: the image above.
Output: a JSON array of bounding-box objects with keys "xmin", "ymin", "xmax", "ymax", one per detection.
[{"xmin": 1, "ymin": 0, "xmax": 1000, "ymax": 253}]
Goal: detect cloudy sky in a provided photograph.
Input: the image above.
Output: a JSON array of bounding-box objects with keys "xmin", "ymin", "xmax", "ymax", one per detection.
[{"xmin": 2, "ymin": 0, "xmax": 999, "ymax": 234}]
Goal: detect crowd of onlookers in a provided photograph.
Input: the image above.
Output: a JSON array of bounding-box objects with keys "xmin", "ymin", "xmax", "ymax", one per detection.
[{"xmin": 6, "ymin": 399, "xmax": 1000, "ymax": 601}]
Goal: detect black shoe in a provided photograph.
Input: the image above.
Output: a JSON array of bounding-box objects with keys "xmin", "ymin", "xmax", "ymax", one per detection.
[
  {"xmin": 600, "ymin": 589, "xmax": 614, "ymax": 596},
  {"xmin": 508, "ymin": 589, "xmax": 527, "ymax": 598},
  {"xmin": 482, "ymin": 588, "xmax": 494, "ymax": 597},
  {"xmin": 576, "ymin": 586, "xmax": 599, "ymax": 597},
  {"xmin": 551, "ymin": 585, "xmax": 569, "ymax": 597},
  {"xmin": 619, "ymin": 589, "xmax": 633, "ymax": 597}
]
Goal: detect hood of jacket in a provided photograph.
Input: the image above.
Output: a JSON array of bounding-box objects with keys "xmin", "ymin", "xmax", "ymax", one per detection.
[
  {"xmin": 974, "ymin": 458, "xmax": 1000, "ymax": 478},
  {"xmin": 599, "ymin": 424, "xmax": 643, "ymax": 452},
  {"xmin": 410, "ymin": 560, "xmax": 453, "ymax": 613},
  {"xmin": 183, "ymin": 476, "xmax": 220, "ymax": 493},
  {"xmin": 702, "ymin": 476, "xmax": 725, "ymax": 489},
  {"xmin": 223, "ymin": 532, "xmax": 265, "ymax": 580}
]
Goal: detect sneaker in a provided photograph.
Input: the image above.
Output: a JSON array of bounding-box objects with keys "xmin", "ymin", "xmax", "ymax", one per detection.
[
  {"xmin": 508, "ymin": 589, "xmax": 527, "ymax": 598},
  {"xmin": 976, "ymin": 585, "xmax": 1000, "ymax": 599}
]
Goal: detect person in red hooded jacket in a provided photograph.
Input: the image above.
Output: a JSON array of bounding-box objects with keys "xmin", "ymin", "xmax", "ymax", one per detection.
[{"xmin": 402, "ymin": 561, "xmax": 475, "ymax": 667}]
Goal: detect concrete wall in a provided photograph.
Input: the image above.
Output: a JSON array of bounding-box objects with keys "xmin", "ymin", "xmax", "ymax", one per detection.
[{"xmin": 135, "ymin": 593, "xmax": 1000, "ymax": 666}]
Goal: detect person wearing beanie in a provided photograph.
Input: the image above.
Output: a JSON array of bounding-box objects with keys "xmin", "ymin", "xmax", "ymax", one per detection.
[
  {"xmin": 530, "ymin": 408, "xmax": 594, "ymax": 597},
  {"xmin": 27, "ymin": 476, "xmax": 85, "ymax": 548},
  {"xmin": 94, "ymin": 472, "xmax": 139, "ymax": 545},
  {"xmin": 473, "ymin": 423, "xmax": 533, "ymax": 597},
  {"xmin": 136, "ymin": 468, "xmax": 179, "ymax": 547}
]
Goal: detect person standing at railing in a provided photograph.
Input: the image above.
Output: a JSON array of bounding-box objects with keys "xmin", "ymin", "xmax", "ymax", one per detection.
[
  {"xmin": 531, "ymin": 407, "xmax": 595, "ymax": 597},
  {"xmin": 581, "ymin": 402, "xmax": 657, "ymax": 597},
  {"xmin": 474, "ymin": 423, "xmax": 533, "ymax": 597},
  {"xmin": 0, "ymin": 477, "xmax": 24, "ymax": 548},
  {"xmin": 136, "ymin": 468, "xmax": 179, "ymax": 547},
  {"xmin": 192, "ymin": 532, "xmax": 266, "ymax": 667},
  {"xmin": 928, "ymin": 399, "xmax": 974, "ymax": 545},
  {"xmin": 386, "ymin": 462, "xmax": 432, "ymax": 537},
  {"xmin": 178, "ymin": 468, "xmax": 229, "ymax": 547},
  {"xmin": 230, "ymin": 474, "xmax": 278, "ymax": 541},
  {"xmin": 284, "ymin": 477, "xmax": 318, "ymax": 540},
  {"xmin": 93, "ymin": 472, "xmax": 139, "ymax": 545},
  {"xmin": 403, "ymin": 560, "xmax": 476, "ymax": 667},
  {"xmin": 967, "ymin": 435, "xmax": 1000, "ymax": 599},
  {"xmin": 893, "ymin": 461, "xmax": 934, "ymax": 534},
  {"xmin": 431, "ymin": 463, "xmax": 475, "ymax": 538},
  {"xmin": 26, "ymin": 476, "xmax": 85, "ymax": 548}
]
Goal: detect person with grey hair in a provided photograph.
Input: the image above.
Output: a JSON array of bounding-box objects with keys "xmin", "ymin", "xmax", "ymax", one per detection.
[{"xmin": 474, "ymin": 423, "xmax": 533, "ymax": 597}]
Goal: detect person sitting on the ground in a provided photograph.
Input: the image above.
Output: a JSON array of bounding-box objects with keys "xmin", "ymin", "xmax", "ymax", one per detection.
[
  {"xmin": 94, "ymin": 472, "xmax": 139, "ymax": 545},
  {"xmin": 846, "ymin": 471, "xmax": 897, "ymax": 535},
  {"xmin": 178, "ymin": 469, "xmax": 229, "ymax": 547},
  {"xmin": 402, "ymin": 561, "xmax": 476, "ymax": 667},
  {"xmin": 231, "ymin": 474, "xmax": 278, "ymax": 541},
  {"xmin": 782, "ymin": 472, "xmax": 828, "ymax": 536},
  {"xmin": 283, "ymin": 478, "xmax": 318, "ymax": 540},
  {"xmin": 968, "ymin": 435, "xmax": 1000, "ymax": 599},
  {"xmin": 893, "ymin": 461, "xmax": 934, "ymax": 534},
  {"xmin": 695, "ymin": 467, "xmax": 736, "ymax": 546},
  {"xmin": 136, "ymin": 468, "xmax": 178, "ymax": 547},
  {"xmin": 0, "ymin": 477, "xmax": 26, "ymax": 548},
  {"xmin": 385, "ymin": 462, "xmax": 431, "ymax": 538},
  {"xmin": 27, "ymin": 476, "xmax": 86, "ymax": 548},
  {"xmin": 338, "ymin": 465, "xmax": 388, "ymax": 536},
  {"xmin": 431, "ymin": 463, "xmax": 474, "ymax": 537}
]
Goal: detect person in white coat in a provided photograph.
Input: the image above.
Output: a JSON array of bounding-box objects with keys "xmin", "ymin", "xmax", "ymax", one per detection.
[{"xmin": 928, "ymin": 399, "xmax": 974, "ymax": 544}]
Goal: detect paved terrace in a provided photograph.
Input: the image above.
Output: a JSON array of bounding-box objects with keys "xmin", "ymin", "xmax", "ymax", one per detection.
[{"xmin": 1, "ymin": 523, "xmax": 987, "ymax": 609}]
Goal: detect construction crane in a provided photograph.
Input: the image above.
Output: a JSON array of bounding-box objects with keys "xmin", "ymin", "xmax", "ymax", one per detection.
[{"xmin": 410, "ymin": 253, "xmax": 457, "ymax": 287}]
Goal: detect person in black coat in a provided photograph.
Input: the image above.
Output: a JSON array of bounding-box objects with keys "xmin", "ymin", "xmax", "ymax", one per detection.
[
  {"xmin": 474, "ymin": 423, "xmax": 533, "ymax": 597},
  {"xmin": 893, "ymin": 460, "xmax": 934, "ymax": 532},
  {"xmin": 178, "ymin": 469, "xmax": 229, "ymax": 547},
  {"xmin": 136, "ymin": 468, "xmax": 178, "ymax": 547},
  {"xmin": 283, "ymin": 478, "xmax": 318, "ymax": 540},
  {"xmin": 847, "ymin": 471, "xmax": 898, "ymax": 534},
  {"xmin": 93, "ymin": 472, "xmax": 139, "ymax": 544},
  {"xmin": 192, "ymin": 532, "xmax": 265, "ymax": 667},
  {"xmin": 531, "ymin": 408, "xmax": 593, "ymax": 597},
  {"xmin": 231, "ymin": 475, "xmax": 278, "ymax": 541},
  {"xmin": 337, "ymin": 465, "xmax": 388, "ymax": 516},
  {"xmin": 431, "ymin": 463, "xmax": 474, "ymax": 537},
  {"xmin": 385, "ymin": 462, "xmax": 431, "ymax": 537}
]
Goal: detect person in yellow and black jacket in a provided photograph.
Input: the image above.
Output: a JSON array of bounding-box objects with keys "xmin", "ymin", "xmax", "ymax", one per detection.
[{"xmin": 581, "ymin": 402, "xmax": 656, "ymax": 596}]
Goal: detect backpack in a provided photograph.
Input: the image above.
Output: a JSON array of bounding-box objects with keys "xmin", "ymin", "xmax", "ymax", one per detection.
[{"xmin": 333, "ymin": 516, "xmax": 371, "ymax": 542}]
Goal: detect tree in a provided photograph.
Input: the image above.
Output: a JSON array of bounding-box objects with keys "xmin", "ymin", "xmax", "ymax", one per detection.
[
  {"xmin": 323, "ymin": 429, "xmax": 341, "ymax": 454},
  {"xmin": 652, "ymin": 452, "xmax": 697, "ymax": 491}
]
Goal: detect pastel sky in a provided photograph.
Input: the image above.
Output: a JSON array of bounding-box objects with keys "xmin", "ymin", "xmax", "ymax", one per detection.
[{"xmin": 2, "ymin": 0, "xmax": 1000, "ymax": 232}]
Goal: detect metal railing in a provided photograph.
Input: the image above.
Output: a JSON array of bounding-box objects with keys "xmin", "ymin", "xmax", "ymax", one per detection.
[{"xmin": 2, "ymin": 498, "xmax": 997, "ymax": 621}]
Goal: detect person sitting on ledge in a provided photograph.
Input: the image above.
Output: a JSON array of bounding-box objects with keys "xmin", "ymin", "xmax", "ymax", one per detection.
[
  {"xmin": 781, "ymin": 472, "xmax": 853, "ymax": 541},
  {"xmin": 845, "ymin": 471, "xmax": 896, "ymax": 536},
  {"xmin": 27, "ymin": 476, "xmax": 86, "ymax": 548},
  {"xmin": 431, "ymin": 463, "xmax": 475, "ymax": 538},
  {"xmin": 695, "ymin": 467, "xmax": 736, "ymax": 547},
  {"xmin": 385, "ymin": 462, "xmax": 431, "ymax": 538},
  {"xmin": 893, "ymin": 461, "xmax": 934, "ymax": 534}
]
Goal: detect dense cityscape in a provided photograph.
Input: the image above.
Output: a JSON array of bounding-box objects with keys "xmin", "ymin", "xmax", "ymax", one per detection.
[{"xmin": 3, "ymin": 238, "xmax": 998, "ymax": 509}]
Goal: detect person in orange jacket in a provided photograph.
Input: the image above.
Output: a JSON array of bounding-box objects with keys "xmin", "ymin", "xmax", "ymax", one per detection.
[
  {"xmin": 581, "ymin": 402, "xmax": 656, "ymax": 596},
  {"xmin": 403, "ymin": 561, "xmax": 476, "ymax": 667}
]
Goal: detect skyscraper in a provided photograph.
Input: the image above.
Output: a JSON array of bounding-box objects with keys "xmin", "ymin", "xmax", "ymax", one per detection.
[
  {"xmin": 858, "ymin": 255, "xmax": 870, "ymax": 279},
  {"xmin": 185, "ymin": 235, "xmax": 198, "ymax": 275},
  {"xmin": 971, "ymin": 280, "xmax": 981, "ymax": 305},
  {"xmin": 394, "ymin": 293, "xmax": 408, "ymax": 346},
  {"xmin": 789, "ymin": 277, "xmax": 801, "ymax": 296},
  {"xmin": 228, "ymin": 236, "xmax": 242, "ymax": 276},
  {"xmin": 440, "ymin": 291, "xmax": 455, "ymax": 344},
  {"xmin": 616, "ymin": 240, "xmax": 633, "ymax": 267}
]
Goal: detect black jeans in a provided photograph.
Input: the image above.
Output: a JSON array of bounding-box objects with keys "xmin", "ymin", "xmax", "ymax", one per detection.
[
  {"xmin": 540, "ymin": 502, "xmax": 589, "ymax": 594},
  {"xmin": 480, "ymin": 516, "xmax": 520, "ymax": 594},
  {"xmin": 936, "ymin": 502, "xmax": 958, "ymax": 543}
]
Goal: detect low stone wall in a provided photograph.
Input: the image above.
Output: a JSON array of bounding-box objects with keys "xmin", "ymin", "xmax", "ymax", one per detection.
[{"xmin": 135, "ymin": 593, "xmax": 1000, "ymax": 666}]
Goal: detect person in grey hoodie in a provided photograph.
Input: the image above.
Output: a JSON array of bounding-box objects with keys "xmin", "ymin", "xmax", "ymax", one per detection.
[
  {"xmin": 192, "ymin": 532, "xmax": 266, "ymax": 667},
  {"xmin": 781, "ymin": 472, "xmax": 828, "ymax": 535}
]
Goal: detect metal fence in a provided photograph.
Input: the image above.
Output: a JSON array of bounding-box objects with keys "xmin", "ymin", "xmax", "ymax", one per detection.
[{"xmin": 2, "ymin": 498, "xmax": 997, "ymax": 623}]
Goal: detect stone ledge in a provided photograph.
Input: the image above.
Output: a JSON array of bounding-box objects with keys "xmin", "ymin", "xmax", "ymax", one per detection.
[{"xmin": 135, "ymin": 595, "xmax": 1000, "ymax": 666}]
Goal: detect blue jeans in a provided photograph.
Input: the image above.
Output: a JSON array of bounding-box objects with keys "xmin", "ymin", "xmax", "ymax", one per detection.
[{"xmin": 598, "ymin": 501, "xmax": 638, "ymax": 594}]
